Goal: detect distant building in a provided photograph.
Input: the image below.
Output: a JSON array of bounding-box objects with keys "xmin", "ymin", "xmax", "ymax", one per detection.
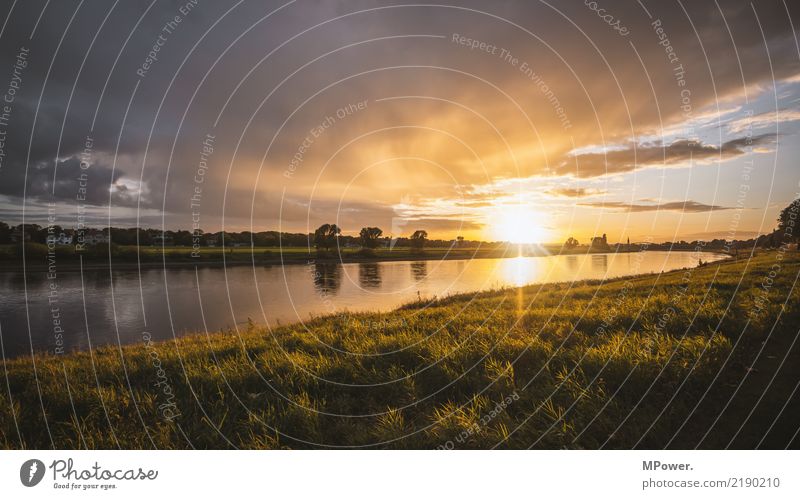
[
  {"xmin": 84, "ymin": 230, "xmax": 110, "ymax": 245},
  {"xmin": 54, "ymin": 232, "xmax": 73, "ymax": 245},
  {"xmin": 590, "ymin": 233, "xmax": 610, "ymax": 251}
]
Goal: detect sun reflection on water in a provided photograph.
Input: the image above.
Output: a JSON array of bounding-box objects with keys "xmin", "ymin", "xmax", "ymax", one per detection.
[{"xmin": 500, "ymin": 255, "xmax": 539, "ymax": 288}]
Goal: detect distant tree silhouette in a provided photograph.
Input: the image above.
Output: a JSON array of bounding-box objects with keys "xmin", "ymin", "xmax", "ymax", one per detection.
[
  {"xmin": 410, "ymin": 230, "xmax": 428, "ymax": 250},
  {"xmin": 564, "ymin": 236, "xmax": 579, "ymax": 249},
  {"xmin": 359, "ymin": 227, "xmax": 383, "ymax": 249},
  {"xmin": 314, "ymin": 224, "xmax": 341, "ymax": 251}
]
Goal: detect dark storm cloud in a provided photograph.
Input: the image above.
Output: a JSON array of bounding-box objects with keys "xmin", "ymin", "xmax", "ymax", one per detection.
[
  {"xmin": 579, "ymin": 200, "xmax": 733, "ymax": 213},
  {"xmin": 557, "ymin": 134, "xmax": 777, "ymax": 178},
  {"xmin": 0, "ymin": 155, "xmax": 129, "ymax": 205}
]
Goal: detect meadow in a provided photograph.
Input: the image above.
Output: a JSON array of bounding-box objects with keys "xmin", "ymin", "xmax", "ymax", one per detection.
[{"xmin": 1, "ymin": 251, "xmax": 797, "ymax": 449}]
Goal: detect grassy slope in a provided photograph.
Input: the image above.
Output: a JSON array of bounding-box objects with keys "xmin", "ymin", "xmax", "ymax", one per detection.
[{"xmin": 1, "ymin": 252, "xmax": 798, "ymax": 449}]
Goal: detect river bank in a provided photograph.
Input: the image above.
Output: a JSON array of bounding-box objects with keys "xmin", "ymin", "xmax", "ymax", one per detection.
[{"xmin": 0, "ymin": 244, "xmax": 725, "ymax": 272}]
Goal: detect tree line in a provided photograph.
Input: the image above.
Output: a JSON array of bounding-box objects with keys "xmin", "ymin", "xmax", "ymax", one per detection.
[
  {"xmin": 0, "ymin": 221, "xmax": 480, "ymax": 249},
  {"xmin": 313, "ymin": 224, "xmax": 430, "ymax": 251}
]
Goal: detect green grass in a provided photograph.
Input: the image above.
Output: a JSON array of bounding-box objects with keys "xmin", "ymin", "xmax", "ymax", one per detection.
[{"xmin": 1, "ymin": 251, "xmax": 798, "ymax": 449}]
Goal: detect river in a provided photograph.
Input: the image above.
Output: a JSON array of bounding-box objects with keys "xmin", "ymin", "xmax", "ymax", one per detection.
[{"xmin": 0, "ymin": 250, "xmax": 728, "ymax": 358}]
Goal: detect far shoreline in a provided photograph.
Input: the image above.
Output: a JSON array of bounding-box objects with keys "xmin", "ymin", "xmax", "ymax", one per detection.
[{"xmin": 0, "ymin": 245, "xmax": 730, "ymax": 273}]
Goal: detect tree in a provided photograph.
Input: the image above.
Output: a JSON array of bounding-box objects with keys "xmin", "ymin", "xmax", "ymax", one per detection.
[
  {"xmin": 0, "ymin": 222, "xmax": 9, "ymax": 244},
  {"xmin": 173, "ymin": 230, "xmax": 193, "ymax": 246},
  {"xmin": 314, "ymin": 223, "xmax": 341, "ymax": 251},
  {"xmin": 359, "ymin": 227, "xmax": 383, "ymax": 249},
  {"xmin": 410, "ymin": 230, "xmax": 428, "ymax": 250},
  {"xmin": 777, "ymin": 199, "xmax": 799, "ymax": 247},
  {"xmin": 564, "ymin": 236, "xmax": 579, "ymax": 249}
]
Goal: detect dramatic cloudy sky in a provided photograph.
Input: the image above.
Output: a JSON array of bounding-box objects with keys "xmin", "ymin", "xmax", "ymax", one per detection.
[{"xmin": 1, "ymin": 0, "xmax": 799, "ymax": 243}]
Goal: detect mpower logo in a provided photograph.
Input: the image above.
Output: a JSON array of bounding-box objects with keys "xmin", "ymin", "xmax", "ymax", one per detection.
[{"xmin": 20, "ymin": 459, "xmax": 45, "ymax": 487}]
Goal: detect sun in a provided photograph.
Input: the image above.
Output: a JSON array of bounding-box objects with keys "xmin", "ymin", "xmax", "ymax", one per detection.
[{"xmin": 489, "ymin": 206, "xmax": 551, "ymax": 244}]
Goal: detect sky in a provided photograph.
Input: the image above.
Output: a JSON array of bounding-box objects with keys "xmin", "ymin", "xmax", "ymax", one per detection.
[{"xmin": 0, "ymin": 0, "xmax": 799, "ymax": 244}]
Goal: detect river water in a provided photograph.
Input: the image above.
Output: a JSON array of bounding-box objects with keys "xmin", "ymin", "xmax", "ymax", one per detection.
[{"xmin": 0, "ymin": 251, "xmax": 727, "ymax": 358}]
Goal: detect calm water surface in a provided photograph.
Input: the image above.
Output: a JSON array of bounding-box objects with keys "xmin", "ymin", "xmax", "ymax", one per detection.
[{"xmin": 0, "ymin": 251, "xmax": 727, "ymax": 358}]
